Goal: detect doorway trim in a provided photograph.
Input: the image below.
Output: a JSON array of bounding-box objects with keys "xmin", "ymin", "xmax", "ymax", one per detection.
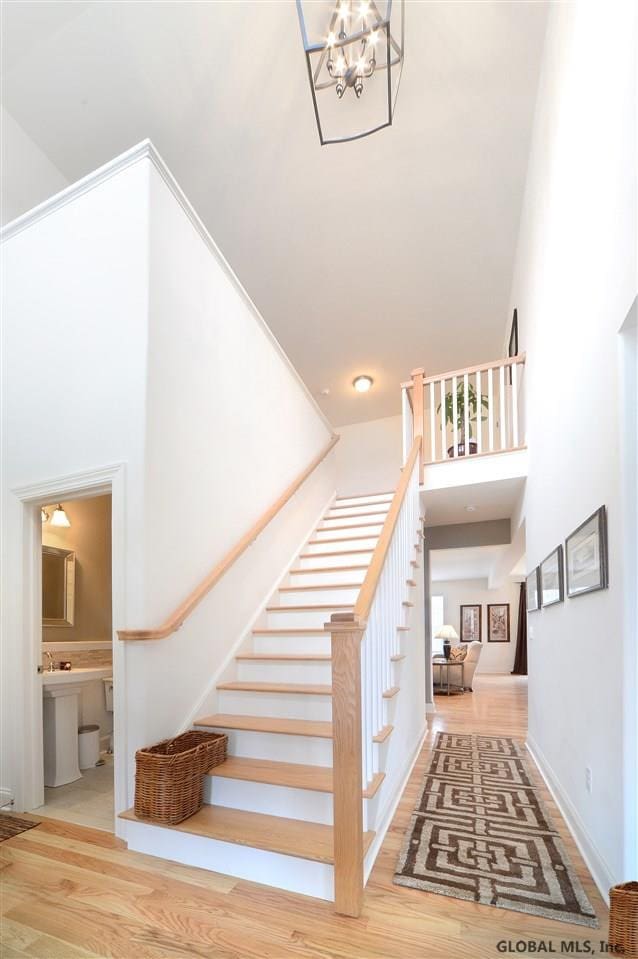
[{"xmin": 12, "ymin": 462, "xmax": 127, "ymax": 832}]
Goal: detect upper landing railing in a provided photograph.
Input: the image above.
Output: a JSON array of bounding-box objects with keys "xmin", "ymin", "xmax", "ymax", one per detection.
[{"xmin": 401, "ymin": 354, "xmax": 526, "ymax": 482}]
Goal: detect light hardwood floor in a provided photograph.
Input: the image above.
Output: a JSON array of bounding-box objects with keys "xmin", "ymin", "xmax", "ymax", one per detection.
[{"xmin": 1, "ymin": 675, "xmax": 609, "ymax": 958}]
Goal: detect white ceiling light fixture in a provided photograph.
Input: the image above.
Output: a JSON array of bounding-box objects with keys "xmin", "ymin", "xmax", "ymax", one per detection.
[
  {"xmin": 50, "ymin": 504, "xmax": 71, "ymax": 527},
  {"xmin": 296, "ymin": 0, "xmax": 405, "ymax": 145},
  {"xmin": 465, "ymin": 505, "xmax": 477, "ymax": 513},
  {"xmin": 353, "ymin": 374, "xmax": 374, "ymax": 393}
]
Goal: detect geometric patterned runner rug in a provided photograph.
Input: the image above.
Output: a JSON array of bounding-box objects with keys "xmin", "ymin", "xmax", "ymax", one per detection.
[
  {"xmin": 394, "ymin": 733, "xmax": 598, "ymax": 927},
  {"xmin": 0, "ymin": 814, "xmax": 40, "ymax": 842}
]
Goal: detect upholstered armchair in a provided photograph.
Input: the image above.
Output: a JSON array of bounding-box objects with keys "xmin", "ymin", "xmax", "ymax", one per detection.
[{"xmin": 433, "ymin": 641, "xmax": 483, "ymax": 691}]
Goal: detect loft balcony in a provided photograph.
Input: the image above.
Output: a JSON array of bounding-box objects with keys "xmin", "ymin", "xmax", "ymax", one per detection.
[{"xmin": 401, "ymin": 355, "xmax": 528, "ymax": 526}]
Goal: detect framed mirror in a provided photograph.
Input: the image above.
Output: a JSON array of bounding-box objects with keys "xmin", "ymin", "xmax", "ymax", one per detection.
[{"xmin": 42, "ymin": 546, "xmax": 75, "ymax": 627}]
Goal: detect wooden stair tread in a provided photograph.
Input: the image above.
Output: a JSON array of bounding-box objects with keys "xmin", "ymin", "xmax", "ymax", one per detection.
[
  {"xmin": 391, "ymin": 654, "xmax": 406, "ymax": 662},
  {"xmin": 402, "ymin": 601, "xmax": 414, "ymax": 607},
  {"xmin": 252, "ymin": 627, "xmax": 327, "ymax": 636},
  {"xmin": 209, "ymin": 756, "xmax": 333, "ymax": 792},
  {"xmin": 324, "ymin": 509, "xmax": 390, "ymax": 520},
  {"xmin": 397, "ymin": 626, "xmax": 410, "ymax": 632},
  {"xmin": 195, "ymin": 713, "xmax": 333, "ymax": 738},
  {"xmin": 217, "ymin": 681, "xmax": 332, "ymax": 696},
  {"xmin": 316, "ymin": 521, "xmax": 384, "ymax": 532},
  {"xmin": 279, "ymin": 582, "xmax": 362, "ymax": 592},
  {"xmin": 299, "ymin": 549, "xmax": 374, "ymax": 559},
  {"xmin": 335, "ymin": 491, "xmax": 393, "ymax": 502},
  {"xmin": 290, "ymin": 564, "xmax": 369, "ymax": 574},
  {"xmin": 406, "ymin": 579, "xmax": 417, "ymax": 586},
  {"xmin": 210, "ymin": 757, "xmax": 385, "ymax": 800},
  {"xmin": 309, "ymin": 534, "xmax": 380, "ymax": 545},
  {"xmin": 383, "ymin": 686, "xmax": 400, "ymax": 699},
  {"xmin": 120, "ymin": 805, "xmax": 374, "ymax": 865},
  {"xmin": 235, "ymin": 653, "xmax": 331, "ymax": 661},
  {"xmin": 373, "ymin": 724, "xmax": 393, "ymax": 743},
  {"xmin": 265, "ymin": 603, "xmax": 353, "ymax": 612}
]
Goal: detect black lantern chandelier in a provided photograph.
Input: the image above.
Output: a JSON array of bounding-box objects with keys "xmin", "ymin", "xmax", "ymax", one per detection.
[{"xmin": 296, "ymin": 0, "xmax": 404, "ymax": 145}]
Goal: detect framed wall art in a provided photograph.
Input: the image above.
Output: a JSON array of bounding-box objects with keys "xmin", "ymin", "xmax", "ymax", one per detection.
[
  {"xmin": 540, "ymin": 545, "xmax": 564, "ymax": 607},
  {"xmin": 565, "ymin": 506, "xmax": 608, "ymax": 598},
  {"xmin": 526, "ymin": 568, "xmax": 540, "ymax": 612},
  {"xmin": 460, "ymin": 604, "xmax": 482, "ymax": 643},
  {"xmin": 487, "ymin": 604, "xmax": 510, "ymax": 642}
]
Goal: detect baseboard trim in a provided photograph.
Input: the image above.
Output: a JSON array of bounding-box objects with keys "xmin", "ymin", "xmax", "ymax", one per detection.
[
  {"xmin": 525, "ymin": 735, "xmax": 615, "ymax": 905},
  {"xmin": 363, "ymin": 723, "xmax": 427, "ymax": 884}
]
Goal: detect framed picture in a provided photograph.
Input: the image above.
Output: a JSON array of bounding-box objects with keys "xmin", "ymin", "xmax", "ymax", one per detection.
[
  {"xmin": 460, "ymin": 604, "xmax": 481, "ymax": 643},
  {"xmin": 526, "ymin": 568, "xmax": 540, "ymax": 612},
  {"xmin": 565, "ymin": 507, "xmax": 609, "ymax": 598},
  {"xmin": 540, "ymin": 546, "xmax": 564, "ymax": 607},
  {"xmin": 487, "ymin": 604, "xmax": 510, "ymax": 642}
]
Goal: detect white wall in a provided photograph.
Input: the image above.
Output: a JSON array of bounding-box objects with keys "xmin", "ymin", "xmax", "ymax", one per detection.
[
  {"xmin": 1, "ymin": 143, "xmax": 335, "ymax": 819},
  {"xmin": 509, "ymin": 1, "xmax": 637, "ymax": 889},
  {"xmin": 1, "ymin": 106, "xmax": 68, "ymax": 225},
  {"xmin": 431, "ymin": 577, "xmax": 521, "ymax": 674},
  {"xmin": 335, "ymin": 414, "xmax": 402, "ymax": 497}
]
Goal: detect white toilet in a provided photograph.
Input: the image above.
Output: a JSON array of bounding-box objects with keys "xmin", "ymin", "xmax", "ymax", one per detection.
[{"xmin": 103, "ymin": 677, "xmax": 114, "ymax": 753}]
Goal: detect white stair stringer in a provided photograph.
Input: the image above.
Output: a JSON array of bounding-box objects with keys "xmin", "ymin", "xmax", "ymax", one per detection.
[{"xmin": 122, "ymin": 490, "xmax": 424, "ymax": 904}]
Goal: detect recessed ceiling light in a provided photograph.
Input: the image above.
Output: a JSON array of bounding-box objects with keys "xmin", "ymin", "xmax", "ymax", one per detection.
[
  {"xmin": 320, "ymin": 387, "xmax": 330, "ymax": 396},
  {"xmin": 465, "ymin": 505, "xmax": 477, "ymax": 512},
  {"xmin": 353, "ymin": 375, "xmax": 373, "ymax": 393}
]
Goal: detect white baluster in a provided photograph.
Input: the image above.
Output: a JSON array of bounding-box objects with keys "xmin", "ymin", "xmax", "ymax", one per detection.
[
  {"xmin": 512, "ymin": 362, "xmax": 519, "ymax": 447},
  {"xmin": 476, "ymin": 370, "xmax": 482, "ymax": 453},
  {"xmin": 463, "ymin": 372, "xmax": 470, "ymax": 456},
  {"xmin": 499, "ymin": 365, "xmax": 506, "ymax": 450},
  {"xmin": 429, "ymin": 381, "xmax": 436, "ymax": 463},
  {"xmin": 488, "ymin": 368, "xmax": 494, "ymax": 452},
  {"xmin": 440, "ymin": 379, "xmax": 446, "ymax": 461},
  {"xmin": 452, "ymin": 375, "xmax": 458, "ymax": 457}
]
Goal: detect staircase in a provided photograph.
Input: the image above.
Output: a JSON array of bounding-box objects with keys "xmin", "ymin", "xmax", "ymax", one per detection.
[{"xmin": 122, "ymin": 488, "xmax": 423, "ymax": 903}]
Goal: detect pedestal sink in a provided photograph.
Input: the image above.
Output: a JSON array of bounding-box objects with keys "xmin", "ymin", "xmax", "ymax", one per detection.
[{"xmin": 42, "ymin": 668, "xmax": 112, "ymax": 787}]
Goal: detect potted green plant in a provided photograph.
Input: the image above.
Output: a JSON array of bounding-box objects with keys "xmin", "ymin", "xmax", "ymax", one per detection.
[{"xmin": 438, "ymin": 382, "xmax": 488, "ymax": 457}]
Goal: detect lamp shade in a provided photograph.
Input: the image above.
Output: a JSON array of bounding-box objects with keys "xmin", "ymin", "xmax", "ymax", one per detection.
[
  {"xmin": 50, "ymin": 504, "xmax": 71, "ymax": 528},
  {"xmin": 435, "ymin": 625, "xmax": 459, "ymax": 641}
]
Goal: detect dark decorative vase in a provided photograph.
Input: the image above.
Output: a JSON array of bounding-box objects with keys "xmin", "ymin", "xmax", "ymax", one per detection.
[
  {"xmin": 443, "ymin": 639, "xmax": 452, "ymax": 660},
  {"xmin": 447, "ymin": 439, "xmax": 478, "ymax": 458}
]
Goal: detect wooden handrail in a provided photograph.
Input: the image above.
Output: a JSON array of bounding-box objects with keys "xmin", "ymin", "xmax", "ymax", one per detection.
[
  {"xmin": 400, "ymin": 352, "xmax": 527, "ymax": 389},
  {"xmin": 118, "ymin": 434, "xmax": 339, "ymax": 641},
  {"xmin": 353, "ymin": 436, "xmax": 421, "ymax": 624}
]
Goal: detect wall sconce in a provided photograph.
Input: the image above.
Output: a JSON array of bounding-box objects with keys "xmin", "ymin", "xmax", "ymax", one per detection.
[{"xmin": 50, "ymin": 504, "xmax": 71, "ymax": 528}]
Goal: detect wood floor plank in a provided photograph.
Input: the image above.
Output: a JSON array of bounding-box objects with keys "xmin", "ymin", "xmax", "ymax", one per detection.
[{"xmin": 1, "ymin": 676, "xmax": 609, "ymax": 959}]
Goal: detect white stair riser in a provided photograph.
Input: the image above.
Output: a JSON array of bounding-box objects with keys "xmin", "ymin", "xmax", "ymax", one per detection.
[
  {"xmin": 304, "ymin": 537, "xmax": 378, "ymax": 554},
  {"xmin": 297, "ymin": 551, "xmax": 373, "ymax": 569},
  {"xmin": 266, "ymin": 608, "xmax": 347, "ymax": 630},
  {"xmin": 199, "ymin": 727, "xmax": 334, "ymax": 765},
  {"xmin": 321, "ymin": 506, "xmax": 388, "ymax": 529},
  {"xmin": 217, "ymin": 690, "xmax": 332, "ymax": 722},
  {"xmin": 277, "ymin": 586, "xmax": 360, "ymax": 606},
  {"xmin": 204, "ymin": 777, "xmax": 334, "ymax": 825},
  {"xmin": 124, "ymin": 819, "xmax": 334, "ymax": 901},
  {"xmin": 335, "ymin": 493, "xmax": 393, "ymax": 508},
  {"xmin": 253, "ymin": 634, "xmax": 332, "ymax": 655},
  {"xmin": 316, "ymin": 523, "xmax": 384, "ymax": 539},
  {"xmin": 237, "ymin": 661, "xmax": 332, "ymax": 684},
  {"xmin": 287, "ymin": 568, "xmax": 367, "ymax": 587}
]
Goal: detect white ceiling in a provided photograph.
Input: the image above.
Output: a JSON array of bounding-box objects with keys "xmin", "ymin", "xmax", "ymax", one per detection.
[
  {"xmin": 423, "ymin": 475, "xmax": 524, "ymax": 527},
  {"xmin": 430, "ymin": 545, "xmax": 506, "ymax": 582},
  {"xmin": 1, "ymin": 1, "xmax": 548, "ymax": 425}
]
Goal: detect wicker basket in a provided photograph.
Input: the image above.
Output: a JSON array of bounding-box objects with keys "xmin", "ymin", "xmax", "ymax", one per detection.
[
  {"xmin": 609, "ymin": 882, "xmax": 638, "ymax": 958},
  {"xmin": 134, "ymin": 730, "xmax": 227, "ymax": 825}
]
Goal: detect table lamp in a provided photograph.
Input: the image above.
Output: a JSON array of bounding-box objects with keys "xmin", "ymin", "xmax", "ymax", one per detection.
[{"xmin": 435, "ymin": 625, "xmax": 459, "ymax": 660}]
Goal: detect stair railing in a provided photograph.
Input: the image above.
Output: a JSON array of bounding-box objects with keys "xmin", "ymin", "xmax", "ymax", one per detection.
[
  {"xmin": 402, "ymin": 354, "xmax": 526, "ymax": 477},
  {"xmin": 118, "ymin": 435, "xmax": 339, "ymax": 641},
  {"xmin": 327, "ymin": 436, "xmax": 421, "ymax": 917}
]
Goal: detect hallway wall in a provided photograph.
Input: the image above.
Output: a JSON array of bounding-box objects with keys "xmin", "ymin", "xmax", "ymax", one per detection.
[{"xmin": 508, "ymin": 0, "xmax": 637, "ymax": 890}]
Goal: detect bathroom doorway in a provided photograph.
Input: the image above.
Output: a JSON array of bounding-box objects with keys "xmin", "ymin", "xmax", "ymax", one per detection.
[{"xmin": 32, "ymin": 492, "xmax": 115, "ymax": 832}]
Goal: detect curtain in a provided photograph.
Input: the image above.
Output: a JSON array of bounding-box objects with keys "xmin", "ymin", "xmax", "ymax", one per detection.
[{"xmin": 511, "ymin": 582, "xmax": 528, "ymax": 676}]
